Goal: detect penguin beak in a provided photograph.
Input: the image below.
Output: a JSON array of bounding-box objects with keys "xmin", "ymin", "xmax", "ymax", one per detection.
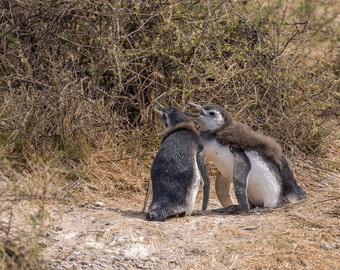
[
  {"xmin": 154, "ymin": 108, "xmax": 163, "ymax": 115},
  {"xmin": 186, "ymin": 102, "xmax": 205, "ymax": 117}
]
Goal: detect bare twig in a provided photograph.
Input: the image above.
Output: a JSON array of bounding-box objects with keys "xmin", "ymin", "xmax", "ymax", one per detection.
[{"xmin": 96, "ymin": 151, "xmax": 157, "ymax": 164}]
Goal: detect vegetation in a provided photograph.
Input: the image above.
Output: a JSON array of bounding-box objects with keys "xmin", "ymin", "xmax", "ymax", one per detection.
[{"xmin": 0, "ymin": 0, "xmax": 339, "ymax": 268}]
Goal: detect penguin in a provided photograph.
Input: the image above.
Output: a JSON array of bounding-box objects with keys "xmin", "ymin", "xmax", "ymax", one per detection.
[
  {"xmin": 145, "ymin": 102, "xmax": 210, "ymax": 221},
  {"xmin": 186, "ymin": 102, "xmax": 306, "ymax": 214}
]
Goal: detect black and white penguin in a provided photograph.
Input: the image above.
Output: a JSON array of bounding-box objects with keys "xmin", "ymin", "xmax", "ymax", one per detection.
[
  {"xmin": 186, "ymin": 102, "xmax": 306, "ymax": 213},
  {"xmin": 145, "ymin": 102, "xmax": 210, "ymax": 221}
]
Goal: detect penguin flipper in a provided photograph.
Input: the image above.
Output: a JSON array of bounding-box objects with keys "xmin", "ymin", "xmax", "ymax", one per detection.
[
  {"xmin": 197, "ymin": 150, "xmax": 210, "ymax": 213},
  {"xmin": 280, "ymin": 156, "xmax": 307, "ymax": 201},
  {"xmin": 230, "ymin": 147, "xmax": 251, "ymax": 213}
]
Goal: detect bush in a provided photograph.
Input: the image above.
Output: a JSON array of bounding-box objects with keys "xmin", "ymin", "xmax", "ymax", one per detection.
[{"xmin": 0, "ymin": 0, "xmax": 338, "ymax": 161}]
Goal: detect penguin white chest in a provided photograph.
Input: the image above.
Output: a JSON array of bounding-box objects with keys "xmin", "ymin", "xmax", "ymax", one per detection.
[
  {"xmin": 185, "ymin": 155, "xmax": 201, "ymax": 215},
  {"xmin": 203, "ymin": 140, "xmax": 234, "ymax": 181},
  {"xmin": 245, "ymin": 151, "xmax": 281, "ymax": 208},
  {"xmin": 204, "ymin": 141, "xmax": 281, "ymax": 208}
]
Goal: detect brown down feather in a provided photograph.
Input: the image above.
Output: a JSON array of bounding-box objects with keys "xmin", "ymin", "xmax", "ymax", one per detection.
[
  {"xmin": 213, "ymin": 110, "xmax": 283, "ymax": 168},
  {"xmin": 162, "ymin": 122, "xmax": 199, "ymax": 143}
]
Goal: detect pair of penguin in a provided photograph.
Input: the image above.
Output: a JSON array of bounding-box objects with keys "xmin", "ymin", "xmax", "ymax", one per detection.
[{"xmin": 145, "ymin": 102, "xmax": 306, "ymax": 221}]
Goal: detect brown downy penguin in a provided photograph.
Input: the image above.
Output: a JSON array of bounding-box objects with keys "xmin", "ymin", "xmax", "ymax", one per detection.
[
  {"xmin": 145, "ymin": 102, "xmax": 210, "ymax": 221},
  {"xmin": 186, "ymin": 102, "xmax": 306, "ymax": 214}
]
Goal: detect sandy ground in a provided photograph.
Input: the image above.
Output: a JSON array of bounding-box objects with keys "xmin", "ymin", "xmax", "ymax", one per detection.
[
  {"xmin": 2, "ymin": 133, "xmax": 339, "ymax": 270},
  {"xmin": 39, "ymin": 163, "xmax": 339, "ymax": 270}
]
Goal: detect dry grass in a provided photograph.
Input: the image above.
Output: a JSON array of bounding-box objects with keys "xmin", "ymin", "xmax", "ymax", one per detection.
[{"xmin": 0, "ymin": 161, "xmax": 51, "ymax": 269}]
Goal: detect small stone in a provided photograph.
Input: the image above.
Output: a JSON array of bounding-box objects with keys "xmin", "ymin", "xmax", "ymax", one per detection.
[
  {"xmin": 39, "ymin": 241, "xmax": 48, "ymax": 248},
  {"xmin": 65, "ymin": 207, "xmax": 74, "ymax": 213},
  {"xmin": 72, "ymin": 251, "xmax": 81, "ymax": 256},
  {"xmin": 242, "ymin": 226, "xmax": 259, "ymax": 230},
  {"xmin": 61, "ymin": 261, "xmax": 72, "ymax": 269},
  {"xmin": 51, "ymin": 236, "xmax": 60, "ymax": 241},
  {"xmin": 56, "ymin": 226, "xmax": 63, "ymax": 231},
  {"xmin": 83, "ymin": 242, "xmax": 104, "ymax": 249},
  {"xmin": 69, "ymin": 256, "xmax": 76, "ymax": 261},
  {"xmin": 99, "ymin": 259, "xmax": 111, "ymax": 264},
  {"xmin": 42, "ymin": 231, "xmax": 50, "ymax": 237},
  {"xmin": 312, "ymin": 227, "xmax": 316, "ymax": 231},
  {"xmin": 95, "ymin": 201, "xmax": 105, "ymax": 207},
  {"xmin": 323, "ymin": 242, "xmax": 331, "ymax": 249},
  {"xmin": 94, "ymin": 260, "xmax": 102, "ymax": 266}
]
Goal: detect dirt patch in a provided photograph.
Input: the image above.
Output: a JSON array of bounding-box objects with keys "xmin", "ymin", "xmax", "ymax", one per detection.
[
  {"xmin": 39, "ymin": 162, "xmax": 339, "ymax": 270},
  {"xmin": 2, "ymin": 133, "xmax": 339, "ymax": 270}
]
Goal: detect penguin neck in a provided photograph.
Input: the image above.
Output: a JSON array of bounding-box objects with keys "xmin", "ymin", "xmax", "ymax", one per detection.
[
  {"xmin": 199, "ymin": 119, "xmax": 234, "ymax": 144},
  {"xmin": 199, "ymin": 129, "xmax": 217, "ymax": 144},
  {"xmin": 161, "ymin": 122, "xmax": 199, "ymax": 144},
  {"xmin": 212, "ymin": 117, "xmax": 234, "ymax": 134}
]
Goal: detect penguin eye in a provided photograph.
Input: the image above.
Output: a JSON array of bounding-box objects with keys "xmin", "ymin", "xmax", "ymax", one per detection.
[{"xmin": 209, "ymin": 112, "xmax": 216, "ymax": 116}]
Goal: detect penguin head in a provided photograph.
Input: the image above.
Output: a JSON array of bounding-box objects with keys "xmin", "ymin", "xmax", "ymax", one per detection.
[
  {"xmin": 186, "ymin": 102, "xmax": 233, "ymax": 131},
  {"xmin": 154, "ymin": 102, "xmax": 190, "ymax": 130}
]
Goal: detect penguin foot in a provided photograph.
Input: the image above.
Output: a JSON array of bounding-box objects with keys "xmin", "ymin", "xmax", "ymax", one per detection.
[
  {"xmin": 191, "ymin": 210, "xmax": 203, "ymax": 216},
  {"xmin": 212, "ymin": 205, "xmax": 245, "ymax": 215},
  {"xmin": 178, "ymin": 212, "xmax": 187, "ymax": 217},
  {"xmin": 145, "ymin": 212, "xmax": 167, "ymax": 222}
]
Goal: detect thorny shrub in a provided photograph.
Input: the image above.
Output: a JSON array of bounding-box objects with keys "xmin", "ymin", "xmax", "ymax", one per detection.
[{"xmin": 0, "ymin": 0, "xmax": 338, "ymax": 161}]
